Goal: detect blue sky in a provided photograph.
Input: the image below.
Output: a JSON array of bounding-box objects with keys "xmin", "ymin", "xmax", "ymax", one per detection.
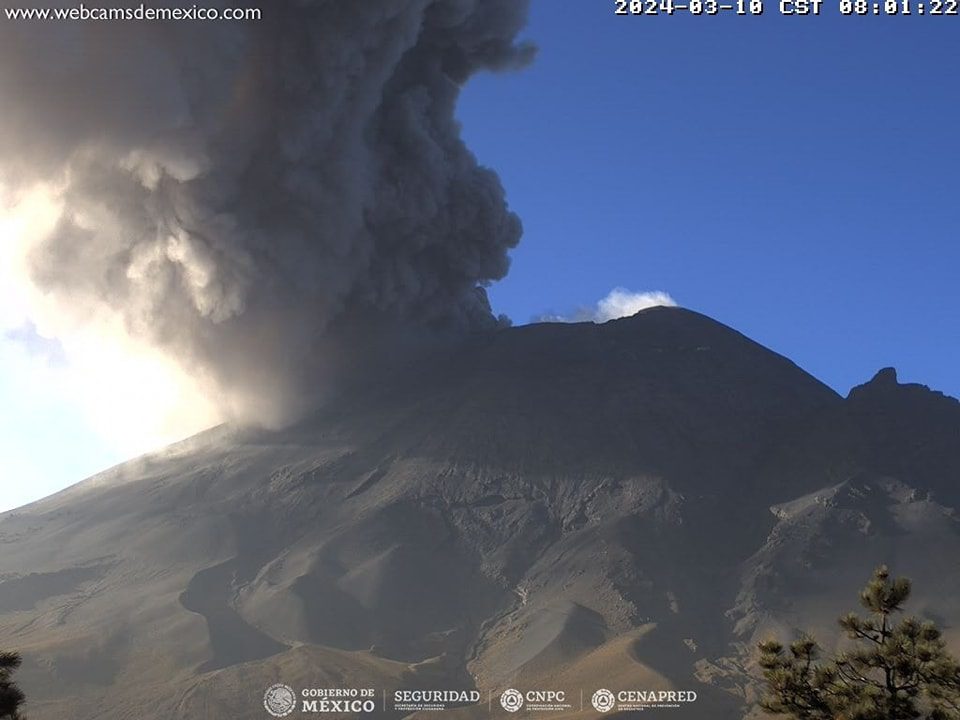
[
  {"xmin": 1, "ymin": 1, "xmax": 958, "ymax": 511},
  {"xmin": 464, "ymin": 1, "xmax": 959, "ymax": 397}
]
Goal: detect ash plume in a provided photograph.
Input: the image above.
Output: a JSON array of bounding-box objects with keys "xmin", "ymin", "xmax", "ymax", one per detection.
[{"xmin": 0, "ymin": 0, "xmax": 532, "ymax": 427}]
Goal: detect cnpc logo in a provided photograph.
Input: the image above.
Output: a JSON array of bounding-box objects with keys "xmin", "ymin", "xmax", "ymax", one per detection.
[
  {"xmin": 500, "ymin": 688, "xmax": 568, "ymax": 712},
  {"xmin": 500, "ymin": 689, "xmax": 524, "ymax": 712}
]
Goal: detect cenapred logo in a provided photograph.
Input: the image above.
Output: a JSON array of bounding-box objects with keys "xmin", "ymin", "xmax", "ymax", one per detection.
[
  {"xmin": 591, "ymin": 688, "xmax": 616, "ymax": 713},
  {"xmin": 263, "ymin": 684, "xmax": 297, "ymax": 718},
  {"xmin": 500, "ymin": 688, "xmax": 524, "ymax": 713},
  {"xmin": 591, "ymin": 688, "xmax": 698, "ymax": 713}
]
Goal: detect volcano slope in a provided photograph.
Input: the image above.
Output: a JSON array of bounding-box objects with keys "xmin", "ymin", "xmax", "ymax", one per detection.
[{"xmin": 2, "ymin": 307, "xmax": 959, "ymax": 719}]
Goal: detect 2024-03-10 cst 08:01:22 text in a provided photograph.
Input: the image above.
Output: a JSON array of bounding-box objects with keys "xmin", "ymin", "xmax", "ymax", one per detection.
[{"xmin": 614, "ymin": 0, "xmax": 958, "ymax": 15}]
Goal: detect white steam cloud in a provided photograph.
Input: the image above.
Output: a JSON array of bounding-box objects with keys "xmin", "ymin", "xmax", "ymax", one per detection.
[
  {"xmin": 0, "ymin": 1, "xmax": 534, "ymax": 437},
  {"xmin": 594, "ymin": 288, "xmax": 678, "ymax": 322},
  {"xmin": 539, "ymin": 288, "xmax": 678, "ymax": 324}
]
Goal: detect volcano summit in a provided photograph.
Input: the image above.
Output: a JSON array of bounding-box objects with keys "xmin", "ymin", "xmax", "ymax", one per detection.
[{"xmin": 2, "ymin": 307, "xmax": 959, "ymax": 719}]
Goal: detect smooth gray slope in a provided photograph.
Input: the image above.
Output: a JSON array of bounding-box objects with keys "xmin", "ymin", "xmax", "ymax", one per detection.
[{"xmin": 1, "ymin": 307, "xmax": 957, "ymax": 720}]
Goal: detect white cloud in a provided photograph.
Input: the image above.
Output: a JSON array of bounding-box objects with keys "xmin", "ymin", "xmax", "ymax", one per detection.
[
  {"xmin": 539, "ymin": 287, "xmax": 678, "ymax": 324},
  {"xmin": 594, "ymin": 288, "xmax": 678, "ymax": 322}
]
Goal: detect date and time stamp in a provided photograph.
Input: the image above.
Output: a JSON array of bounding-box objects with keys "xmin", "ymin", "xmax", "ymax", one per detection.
[{"xmin": 615, "ymin": 0, "xmax": 957, "ymax": 15}]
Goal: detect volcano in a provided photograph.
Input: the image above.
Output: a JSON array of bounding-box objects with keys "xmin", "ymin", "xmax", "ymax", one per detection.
[{"xmin": 2, "ymin": 307, "xmax": 959, "ymax": 719}]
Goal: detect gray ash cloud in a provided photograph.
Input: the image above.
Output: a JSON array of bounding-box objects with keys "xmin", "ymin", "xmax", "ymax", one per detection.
[{"xmin": 0, "ymin": 0, "xmax": 532, "ymax": 425}]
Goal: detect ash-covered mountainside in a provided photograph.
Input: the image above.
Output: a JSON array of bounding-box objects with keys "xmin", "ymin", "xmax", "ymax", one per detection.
[{"xmin": 1, "ymin": 307, "xmax": 958, "ymax": 720}]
